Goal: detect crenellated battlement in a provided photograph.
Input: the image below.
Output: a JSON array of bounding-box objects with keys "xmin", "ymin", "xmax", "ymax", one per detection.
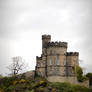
[
  {"xmin": 42, "ymin": 35, "xmax": 51, "ymax": 40},
  {"xmin": 47, "ymin": 41, "xmax": 67, "ymax": 48},
  {"xmin": 36, "ymin": 56, "xmax": 42, "ymax": 60},
  {"xmin": 66, "ymin": 52, "xmax": 79, "ymax": 56}
]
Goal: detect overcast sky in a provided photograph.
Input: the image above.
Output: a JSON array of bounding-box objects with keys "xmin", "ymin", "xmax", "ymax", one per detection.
[{"xmin": 0, "ymin": 0, "xmax": 92, "ymax": 75}]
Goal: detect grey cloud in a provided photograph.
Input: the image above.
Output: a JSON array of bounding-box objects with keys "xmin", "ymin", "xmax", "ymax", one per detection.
[{"xmin": 0, "ymin": 0, "xmax": 92, "ymax": 75}]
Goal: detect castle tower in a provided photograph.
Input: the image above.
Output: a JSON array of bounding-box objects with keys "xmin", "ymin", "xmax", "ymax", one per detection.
[
  {"xmin": 42, "ymin": 35, "xmax": 51, "ymax": 55},
  {"xmin": 66, "ymin": 52, "xmax": 79, "ymax": 76},
  {"xmin": 46, "ymin": 41, "xmax": 68, "ymax": 76}
]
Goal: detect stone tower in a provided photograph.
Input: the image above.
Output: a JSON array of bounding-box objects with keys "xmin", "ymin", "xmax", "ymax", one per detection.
[{"xmin": 35, "ymin": 34, "xmax": 79, "ymax": 83}]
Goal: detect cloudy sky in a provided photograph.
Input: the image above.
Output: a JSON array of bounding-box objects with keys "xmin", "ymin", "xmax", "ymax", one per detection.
[{"xmin": 0, "ymin": 0, "xmax": 92, "ymax": 75}]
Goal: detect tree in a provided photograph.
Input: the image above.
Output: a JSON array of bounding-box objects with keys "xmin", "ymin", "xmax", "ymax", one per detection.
[
  {"xmin": 8, "ymin": 56, "xmax": 27, "ymax": 76},
  {"xmin": 86, "ymin": 73, "xmax": 92, "ymax": 86},
  {"xmin": 75, "ymin": 65, "xmax": 83, "ymax": 82},
  {"xmin": 75, "ymin": 65, "xmax": 88, "ymax": 82}
]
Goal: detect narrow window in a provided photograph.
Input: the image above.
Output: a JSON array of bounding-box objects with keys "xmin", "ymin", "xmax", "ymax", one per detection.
[
  {"xmin": 50, "ymin": 50, "xmax": 52, "ymax": 55},
  {"xmin": 64, "ymin": 58, "xmax": 66, "ymax": 66},
  {"xmin": 50, "ymin": 66, "xmax": 53, "ymax": 71},
  {"xmin": 57, "ymin": 54, "xmax": 60, "ymax": 65},
  {"xmin": 49, "ymin": 57, "xmax": 52, "ymax": 65},
  {"xmin": 37, "ymin": 63, "xmax": 40, "ymax": 67},
  {"xmin": 64, "ymin": 67, "xmax": 66, "ymax": 75},
  {"xmin": 56, "ymin": 67, "xmax": 60, "ymax": 74}
]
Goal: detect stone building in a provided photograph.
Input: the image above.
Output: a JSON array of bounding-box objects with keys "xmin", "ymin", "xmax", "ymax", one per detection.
[{"xmin": 35, "ymin": 35, "xmax": 89, "ymax": 87}]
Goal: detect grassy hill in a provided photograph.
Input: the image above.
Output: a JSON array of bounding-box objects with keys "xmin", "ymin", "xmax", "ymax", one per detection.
[{"xmin": 0, "ymin": 75, "xmax": 92, "ymax": 92}]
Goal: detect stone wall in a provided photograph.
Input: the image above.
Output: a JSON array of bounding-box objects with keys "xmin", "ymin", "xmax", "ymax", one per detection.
[
  {"xmin": 47, "ymin": 76, "xmax": 77, "ymax": 84},
  {"xmin": 47, "ymin": 76, "xmax": 89, "ymax": 87},
  {"xmin": 77, "ymin": 80, "xmax": 89, "ymax": 88}
]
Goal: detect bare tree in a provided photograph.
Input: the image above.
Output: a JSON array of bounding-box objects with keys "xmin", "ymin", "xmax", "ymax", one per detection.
[{"xmin": 8, "ymin": 56, "xmax": 27, "ymax": 76}]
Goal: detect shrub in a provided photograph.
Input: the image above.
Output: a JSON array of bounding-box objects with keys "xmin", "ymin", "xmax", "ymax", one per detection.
[
  {"xmin": 51, "ymin": 88, "xmax": 56, "ymax": 92},
  {"xmin": 6, "ymin": 85, "xmax": 15, "ymax": 92},
  {"xmin": 51, "ymin": 82, "xmax": 92, "ymax": 92},
  {"xmin": 0, "ymin": 90, "xmax": 3, "ymax": 92},
  {"xmin": 19, "ymin": 79, "xmax": 26, "ymax": 83},
  {"xmin": 51, "ymin": 82, "xmax": 71, "ymax": 91},
  {"xmin": 75, "ymin": 65, "xmax": 83, "ymax": 82},
  {"xmin": 39, "ymin": 80, "xmax": 47, "ymax": 87},
  {"xmin": 86, "ymin": 73, "xmax": 92, "ymax": 86},
  {"xmin": 13, "ymin": 81, "xmax": 18, "ymax": 85},
  {"xmin": 30, "ymin": 89, "xmax": 34, "ymax": 92},
  {"xmin": 75, "ymin": 65, "xmax": 88, "ymax": 82}
]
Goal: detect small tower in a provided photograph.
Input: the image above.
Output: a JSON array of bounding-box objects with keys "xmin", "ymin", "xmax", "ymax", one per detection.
[
  {"xmin": 66, "ymin": 52, "xmax": 79, "ymax": 76},
  {"xmin": 42, "ymin": 35, "xmax": 51, "ymax": 55}
]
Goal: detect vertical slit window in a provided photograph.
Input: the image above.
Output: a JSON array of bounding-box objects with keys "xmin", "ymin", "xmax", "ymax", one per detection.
[
  {"xmin": 50, "ymin": 66, "xmax": 53, "ymax": 71},
  {"xmin": 49, "ymin": 57, "xmax": 52, "ymax": 65},
  {"xmin": 64, "ymin": 57, "xmax": 66, "ymax": 66},
  {"xmin": 57, "ymin": 54, "xmax": 60, "ymax": 65},
  {"xmin": 56, "ymin": 67, "xmax": 60, "ymax": 74},
  {"xmin": 64, "ymin": 67, "xmax": 66, "ymax": 75}
]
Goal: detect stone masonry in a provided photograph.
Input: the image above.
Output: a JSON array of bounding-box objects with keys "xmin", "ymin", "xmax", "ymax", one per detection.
[
  {"xmin": 35, "ymin": 35, "xmax": 89, "ymax": 87},
  {"xmin": 35, "ymin": 34, "xmax": 79, "ymax": 77}
]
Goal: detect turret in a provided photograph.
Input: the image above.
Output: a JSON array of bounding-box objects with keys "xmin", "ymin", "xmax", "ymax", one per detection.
[
  {"xmin": 66, "ymin": 52, "xmax": 79, "ymax": 76},
  {"xmin": 66, "ymin": 52, "xmax": 79, "ymax": 56},
  {"xmin": 42, "ymin": 35, "xmax": 51, "ymax": 55},
  {"xmin": 42, "ymin": 35, "xmax": 51, "ymax": 48},
  {"xmin": 66, "ymin": 52, "xmax": 79, "ymax": 66}
]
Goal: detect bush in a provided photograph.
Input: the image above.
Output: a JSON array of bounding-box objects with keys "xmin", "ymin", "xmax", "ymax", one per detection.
[
  {"xmin": 75, "ymin": 65, "xmax": 88, "ymax": 82},
  {"xmin": 0, "ymin": 76, "xmax": 18, "ymax": 88},
  {"xmin": 6, "ymin": 85, "xmax": 15, "ymax": 92},
  {"xmin": 86, "ymin": 73, "xmax": 92, "ymax": 86},
  {"xmin": 51, "ymin": 82, "xmax": 92, "ymax": 92},
  {"xmin": 19, "ymin": 79, "xmax": 26, "ymax": 83},
  {"xmin": 51, "ymin": 82, "xmax": 71, "ymax": 91},
  {"xmin": 39, "ymin": 80, "xmax": 47, "ymax": 86},
  {"xmin": 0, "ymin": 76, "xmax": 92, "ymax": 92}
]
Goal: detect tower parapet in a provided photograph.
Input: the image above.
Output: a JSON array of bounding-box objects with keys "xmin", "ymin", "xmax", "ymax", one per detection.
[
  {"xmin": 47, "ymin": 41, "xmax": 67, "ymax": 48},
  {"xmin": 42, "ymin": 35, "xmax": 51, "ymax": 48},
  {"xmin": 36, "ymin": 56, "xmax": 42, "ymax": 60},
  {"xmin": 42, "ymin": 35, "xmax": 51, "ymax": 40},
  {"xmin": 66, "ymin": 52, "xmax": 79, "ymax": 56},
  {"xmin": 42, "ymin": 35, "xmax": 51, "ymax": 55}
]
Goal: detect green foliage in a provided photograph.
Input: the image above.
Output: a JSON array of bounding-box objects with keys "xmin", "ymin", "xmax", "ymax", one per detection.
[
  {"xmin": 52, "ymin": 82, "xmax": 91, "ymax": 92},
  {"xmin": 86, "ymin": 73, "xmax": 92, "ymax": 86},
  {"xmin": 6, "ymin": 85, "xmax": 15, "ymax": 92},
  {"xmin": 51, "ymin": 82, "xmax": 71, "ymax": 91},
  {"xmin": 0, "ymin": 76, "xmax": 92, "ymax": 92},
  {"xmin": 0, "ymin": 76, "xmax": 17, "ymax": 88},
  {"xmin": 75, "ymin": 65, "xmax": 83, "ymax": 82},
  {"xmin": 75, "ymin": 65, "xmax": 88, "ymax": 82}
]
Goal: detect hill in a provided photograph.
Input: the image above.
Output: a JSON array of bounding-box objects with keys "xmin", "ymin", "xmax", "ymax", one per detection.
[{"xmin": 0, "ymin": 75, "xmax": 92, "ymax": 92}]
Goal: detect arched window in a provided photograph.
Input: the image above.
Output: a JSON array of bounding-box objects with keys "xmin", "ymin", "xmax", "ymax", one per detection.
[{"xmin": 57, "ymin": 54, "xmax": 60, "ymax": 65}]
